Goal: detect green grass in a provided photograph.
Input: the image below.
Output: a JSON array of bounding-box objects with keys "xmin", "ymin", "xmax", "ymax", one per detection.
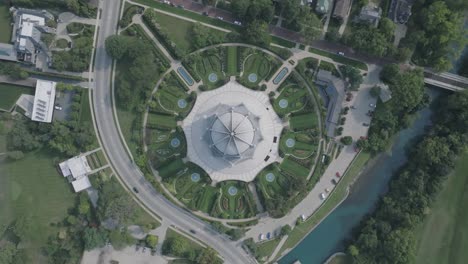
[
  {"xmin": 257, "ymin": 238, "xmax": 282, "ymax": 259},
  {"xmin": 309, "ymin": 47, "xmax": 368, "ymax": 71},
  {"xmin": 256, "ymin": 165, "xmax": 289, "ymax": 200},
  {"xmin": 0, "ymin": 3, "xmax": 12, "ymax": 43},
  {"xmin": 0, "ymin": 149, "xmax": 75, "ymax": 263},
  {"xmin": 147, "ymin": 113, "xmax": 177, "ymax": 130},
  {"xmin": 279, "ymin": 130, "xmax": 317, "ymax": 159},
  {"xmin": 413, "ymin": 151, "xmax": 468, "ymax": 264},
  {"xmin": 0, "ymin": 83, "xmax": 34, "ymax": 110},
  {"xmin": 277, "ymin": 151, "xmax": 371, "ymax": 258},
  {"xmin": 273, "ymin": 84, "xmax": 308, "ymax": 116},
  {"xmin": 240, "ymin": 52, "xmax": 280, "ymax": 88},
  {"xmin": 290, "ymin": 112, "xmax": 318, "ymax": 130},
  {"xmin": 80, "ymin": 90, "xmax": 92, "ymax": 123},
  {"xmin": 280, "ymin": 157, "xmax": 310, "ymax": 178},
  {"xmin": 216, "ymin": 182, "xmax": 256, "ymax": 219},
  {"xmin": 227, "ymin": 46, "xmax": 238, "ymax": 75},
  {"xmin": 116, "ymin": 107, "xmax": 140, "ymax": 158},
  {"xmin": 158, "ymin": 159, "xmax": 186, "ymax": 178},
  {"xmin": 194, "ymin": 52, "xmax": 225, "ymax": 89}
]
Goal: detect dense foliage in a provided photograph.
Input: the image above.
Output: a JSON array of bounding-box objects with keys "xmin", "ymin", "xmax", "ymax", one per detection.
[
  {"xmin": 105, "ymin": 34, "xmax": 167, "ymax": 109},
  {"xmin": 402, "ymin": 0, "xmax": 466, "ymax": 71},
  {"xmin": 7, "ymin": 86, "xmax": 95, "ymax": 156},
  {"xmin": 358, "ymin": 66, "xmax": 428, "ymax": 153},
  {"xmin": 348, "ymin": 90, "xmax": 468, "ymax": 263}
]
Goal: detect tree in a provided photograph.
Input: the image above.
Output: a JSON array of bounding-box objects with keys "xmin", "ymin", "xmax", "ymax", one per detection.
[
  {"xmin": 231, "ymin": 0, "xmax": 274, "ymax": 24},
  {"xmin": 163, "ymin": 236, "xmax": 188, "ymax": 256},
  {"xmin": 13, "ymin": 216, "xmax": 32, "ymax": 239},
  {"xmin": 78, "ymin": 193, "xmax": 91, "ymax": 215},
  {"xmin": 348, "ymin": 244, "xmax": 359, "ymax": 257},
  {"xmin": 280, "ymin": 225, "xmax": 292, "ymax": 237},
  {"xmin": 196, "ymin": 247, "xmax": 222, "ymax": 264},
  {"xmin": 83, "ymin": 227, "xmax": 108, "ymax": 250},
  {"xmin": 380, "ymin": 64, "xmax": 399, "ymax": 84},
  {"xmin": 378, "ymin": 18, "xmax": 396, "ymax": 40},
  {"xmin": 369, "ymin": 86, "xmax": 381, "ymax": 98},
  {"xmin": 339, "ymin": 65, "xmax": 363, "ymax": 90},
  {"xmin": 145, "ymin": 234, "xmax": 158, "ymax": 249},
  {"xmin": 389, "ymin": 69, "xmax": 425, "ymax": 113},
  {"xmin": 341, "ymin": 136, "xmax": 353, "ymax": 145},
  {"xmin": 109, "ymin": 230, "xmax": 135, "ymax": 250},
  {"xmin": 0, "ymin": 241, "xmax": 17, "ymax": 264},
  {"xmin": 105, "ymin": 35, "xmax": 129, "ymax": 60},
  {"xmin": 243, "ymin": 20, "xmax": 271, "ymax": 47},
  {"xmin": 66, "ymin": 0, "xmax": 80, "ymax": 14}
]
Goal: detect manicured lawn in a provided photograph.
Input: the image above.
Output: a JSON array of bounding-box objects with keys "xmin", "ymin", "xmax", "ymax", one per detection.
[
  {"xmin": 227, "ymin": 46, "xmax": 238, "ymax": 75},
  {"xmin": 155, "ymin": 73, "xmax": 195, "ymax": 115},
  {"xmin": 150, "ymin": 12, "xmax": 226, "ymax": 53},
  {"xmin": 147, "ymin": 113, "xmax": 177, "ymax": 130},
  {"xmin": 273, "ymin": 83, "xmax": 307, "ymax": 116},
  {"xmin": 280, "ymin": 157, "xmax": 310, "ymax": 178},
  {"xmin": 0, "ymin": 149, "xmax": 75, "ymax": 263},
  {"xmin": 290, "ymin": 112, "xmax": 318, "ymax": 130},
  {"xmin": 257, "ymin": 238, "xmax": 281, "ymax": 259},
  {"xmin": 80, "ymin": 89, "xmax": 92, "ymax": 123},
  {"xmin": 0, "ymin": 83, "xmax": 34, "ymax": 110},
  {"xmin": 279, "ymin": 130, "xmax": 317, "ymax": 159},
  {"xmin": 256, "ymin": 165, "xmax": 289, "ymax": 200},
  {"xmin": 278, "ymin": 151, "xmax": 371, "ymax": 258},
  {"xmin": 193, "ymin": 186, "xmax": 219, "ymax": 213},
  {"xmin": 194, "ymin": 52, "xmax": 226, "ymax": 89},
  {"xmin": 158, "ymin": 159, "xmax": 186, "ymax": 178},
  {"xmin": 241, "ymin": 53, "xmax": 276, "ymax": 87},
  {"xmin": 413, "ymin": 151, "xmax": 468, "ymax": 264},
  {"xmin": 0, "ymin": 3, "xmax": 12, "ymax": 43},
  {"xmin": 55, "ymin": 38, "xmax": 69, "ymax": 49},
  {"xmin": 216, "ymin": 182, "xmax": 257, "ymax": 219}
]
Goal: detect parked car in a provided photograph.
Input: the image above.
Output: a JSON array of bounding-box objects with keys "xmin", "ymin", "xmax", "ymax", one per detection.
[
  {"xmin": 234, "ymin": 21, "xmax": 242, "ymax": 25},
  {"xmin": 203, "ymin": 11, "xmax": 208, "ymax": 16},
  {"xmin": 335, "ymin": 172, "xmax": 341, "ymax": 178},
  {"xmin": 133, "ymin": 187, "xmax": 139, "ymax": 193},
  {"xmin": 369, "ymin": 103, "xmax": 376, "ymax": 108},
  {"xmin": 142, "ymin": 247, "xmax": 146, "ymax": 253},
  {"xmin": 163, "ymin": 0, "xmax": 170, "ymax": 4},
  {"xmin": 320, "ymin": 193, "xmax": 326, "ymax": 200},
  {"xmin": 259, "ymin": 233, "xmax": 265, "ymax": 241},
  {"xmin": 363, "ymin": 123, "xmax": 370, "ymax": 127},
  {"xmin": 217, "ymin": 16, "xmax": 224, "ymax": 20},
  {"xmin": 54, "ymin": 105, "xmax": 62, "ymax": 110},
  {"xmin": 338, "ymin": 51, "xmax": 345, "ymax": 56},
  {"xmin": 331, "ymin": 179, "xmax": 337, "ymax": 185},
  {"xmin": 190, "ymin": 229, "xmax": 196, "ymax": 234},
  {"xmin": 325, "ymin": 188, "xmax": 330, "ymax": 193},
  {"xmin": 266, "ymin": 232, "xmax": 271, "ymax": 239}
]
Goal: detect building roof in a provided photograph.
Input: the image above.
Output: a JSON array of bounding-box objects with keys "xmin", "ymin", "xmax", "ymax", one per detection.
[
  {"xmin": 31, "ymin": 80, "xmax": 56, "ymax": 123},
  {"xmin": 315, "ymin": 70, "xmax": 346, "ymax": 138},
  {"xmin": 359, "ymin": 4, "xmax": 382, "ymax": 25},
  {"xmin": 20, "ymin": 13, "xmax": 45, "ymax": 26},
  {"xmin": 316, "ymin": 0, "xmax": 331, "ymax": 13},
  {"xmin": 333, "ymin": 0, "xmax": 351, "ymax": 19},
  {"xmin": 59, "ymin": 155, "xmax": 92, "ymax": 179},
  {"xmin": 183, "ymin": 81, "xmax": 284, "ymax": 182},
  {"xmin": 71, "ymin": 176, "xmax": 92, "ymax": 192}
]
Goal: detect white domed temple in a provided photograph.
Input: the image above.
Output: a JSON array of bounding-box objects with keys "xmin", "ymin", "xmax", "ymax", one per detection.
[{"xmin": 182, "ymin": 81, "xmax": 284, "ymax": 182}]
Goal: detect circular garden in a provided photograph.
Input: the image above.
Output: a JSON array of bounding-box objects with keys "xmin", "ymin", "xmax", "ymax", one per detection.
[{"xmin": 143, "ymin": 44, "xmax": 322, "ymax": 219}]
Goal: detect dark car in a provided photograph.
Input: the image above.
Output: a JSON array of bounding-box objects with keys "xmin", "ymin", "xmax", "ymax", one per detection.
[
  {"xmin": 331, "ymin": 179, "xmax": 337, "ymax": 185},
  {"xmin": 177, "ymin": 4, "xmax": 184, "ymax": 9},
  {"xmin": 190, "ymin": 229, "xmax": 197, "ymax": 234},
  {"xmin": 203, "ymin": 11, "xmax": 208, "ymax": 16},
  {"xmin": 133, "ymin": 187, "xmax": 139, "ymax": 193}
]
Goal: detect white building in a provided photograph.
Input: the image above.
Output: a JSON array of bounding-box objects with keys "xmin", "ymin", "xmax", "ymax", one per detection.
[
  {"xmin": 59, "ymin": 155, "xmax": 93, "ymax": 192},
  {"xmin": 31, "ymin": 80, "xmax": 56, "ymax": 123}
]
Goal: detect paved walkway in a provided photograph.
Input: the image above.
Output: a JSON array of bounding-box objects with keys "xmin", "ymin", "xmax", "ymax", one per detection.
[{"xmin": 268, "ymin": 235, "xmax": 288, "ymax": 262}]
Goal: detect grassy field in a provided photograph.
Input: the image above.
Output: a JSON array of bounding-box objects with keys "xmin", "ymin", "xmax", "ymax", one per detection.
[
  {"xmin": 280, "ymin": 157, "xmax": 310, "ymax": 178},
  {"xmin": 413, "ymin": 151, "xmax": 468, "ymax": 264},
  {"xmin": 273, "ymin": 84, "xmax": 307, "ymax": 116},
  {"xmin": 241, "ymin": 53, "xmax": 276, "ymax": 87},
  {"xmin": 290, "ymin": 112, "xmax": 318, "ymax": 130},
  {"xmin": 277, "ymin": 151, "xmax": 371, "ymax": 258},
  {"xmin": 0, "ymin": 83, "xmax": 34, "ymax": 110},
  {"xmin": 257, "ymin": 238, "xmax": 281, "ymax": 259},
  {"xmin": 164, "ymin": 228, "xmax": 204, "ymax": 256},
  {"xmin": 147, "ymin": 112, "xmax": 177, "ymax": 130},
  {"xmin": 0, "ymin": 149, "xmax": 75, "ymax": 263},
  {"xmin": 0, "ymin": 3, "xmax": 11, "ymax": 43},
  {"xmin": 227, "ymin": 46, "xmax": 238, "ymax": 75}
]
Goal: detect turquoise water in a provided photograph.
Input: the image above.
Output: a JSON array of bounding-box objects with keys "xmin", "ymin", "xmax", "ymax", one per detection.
[
  {"xmin": 279, "ymin": 88, "xmax": 444, "ymax": 264},
  {"xmin": 273, "ymin": 67, "xmax": 289, "ymax": 84}
]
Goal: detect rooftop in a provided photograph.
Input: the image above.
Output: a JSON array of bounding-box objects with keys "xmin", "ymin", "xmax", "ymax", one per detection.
[
  {"xmin": 59, "ymin": 155, "xmax": 92, "ymax": 179},
  {"xmin": 71, "ymin": 176, "xmax": 92, "ymax": 192},
  {"xmin": 182, "ymin": 81, "xmax": 284, "ymax": 182},
  {"xmin": 31, "ymin": 80, "xmax": 56, "ymax": 123}
]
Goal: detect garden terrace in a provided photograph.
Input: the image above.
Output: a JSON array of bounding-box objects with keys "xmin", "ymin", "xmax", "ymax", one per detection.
[
  {"xmin": 280, "ymin": 156, "xmax": 311, "ymax": 178},
  {"xmin": 146, "ymin": 112, "xmax": 177, "ymax": 130},
  {"xmin": 184, "ymin": 48, "xmax": 227, "ymax": 90},
  {"xmin": 147, "ymin": 127, "xmax": 187, "ymax": 169},
  {"xmin": 272, "ymin": 83, "xmax": 308, "ymax": 117},
  {"xmin": 226, "ymin": 46, "xmax": 238, "ymax": 76},
  {"xmin": 153, "ymin": 71, "xmax": 196, "ymax": 117},
  {"xmin": 279, "ymin": 130, "xmax": 318, "ymax": 159},
  {"xmin": 211, "ymin": 181, "xmax": 257, "ymax": 219},
  {"xmin": 238, "ymin": 48, "xmax": 281, "ymax": 89}
]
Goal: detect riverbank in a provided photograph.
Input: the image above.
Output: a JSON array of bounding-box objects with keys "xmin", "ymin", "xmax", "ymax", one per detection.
[{"xmin": 413, "ymin": 151, "xmax": 468, "ymax": 264}]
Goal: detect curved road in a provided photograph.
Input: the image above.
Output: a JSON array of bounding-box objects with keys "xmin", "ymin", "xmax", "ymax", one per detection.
[{"xmin": 92, "ymin": 0, "xmax": 254, "ymax": 263}]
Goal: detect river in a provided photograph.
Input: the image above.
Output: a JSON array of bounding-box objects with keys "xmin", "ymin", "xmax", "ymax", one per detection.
[{"xmin": 279, "ymin": 87, "xmax": 446, "ymax": 264}]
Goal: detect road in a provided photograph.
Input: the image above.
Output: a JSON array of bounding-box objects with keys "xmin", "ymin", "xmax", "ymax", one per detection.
[{"xmin": 91, "ymin": 0, "xmax": 254, "ymax": 263}]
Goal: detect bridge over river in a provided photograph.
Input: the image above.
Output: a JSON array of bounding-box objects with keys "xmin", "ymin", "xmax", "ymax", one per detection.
[{"xmin": 423, "ymin": 70, "xmax": 468, "ymax": 91}]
